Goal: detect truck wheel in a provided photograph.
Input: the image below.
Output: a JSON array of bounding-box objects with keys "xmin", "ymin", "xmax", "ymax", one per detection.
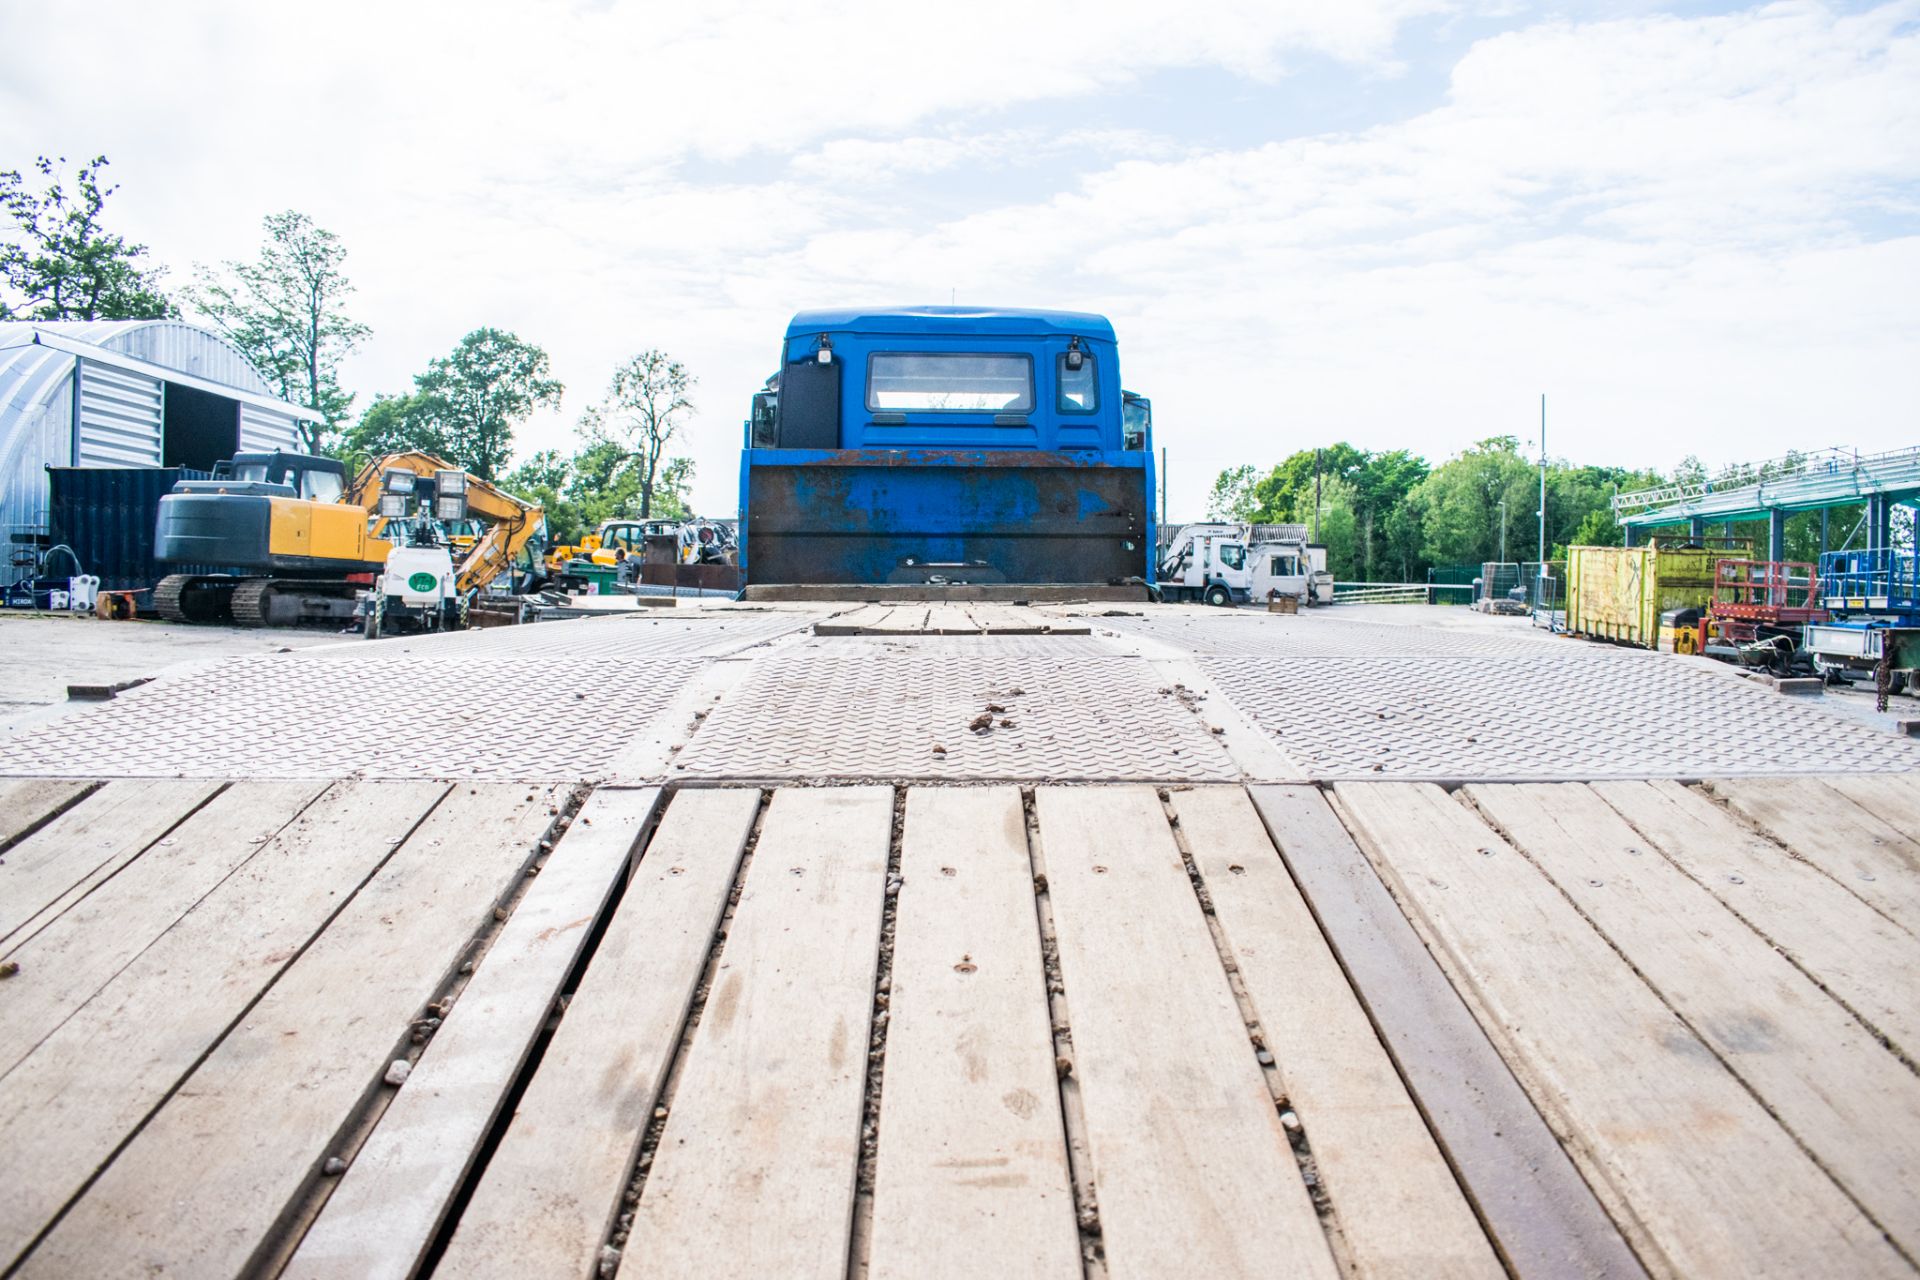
[
  {"xmin": 363, "ymin": 597, "xmax": 383, "ymax": 640},
  {"xmin": 1205, "ymin": 584, "xmax": 1232, "ymax": 608}
]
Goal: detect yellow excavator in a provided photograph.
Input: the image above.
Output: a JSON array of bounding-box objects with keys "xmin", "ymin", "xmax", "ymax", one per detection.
[{"xmin": 153, "ymin": 450, "xmax": 544, "ymax": 630}]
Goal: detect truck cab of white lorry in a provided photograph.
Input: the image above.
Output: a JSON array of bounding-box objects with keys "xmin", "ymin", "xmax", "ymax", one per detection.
[
  {"xmin": 1247, "ymin": 525, "xmax": 1334, "ymax": 605},
  {"xmin": 1158, "ymin": 522, "xmax": 1252, "ymax": 606}
]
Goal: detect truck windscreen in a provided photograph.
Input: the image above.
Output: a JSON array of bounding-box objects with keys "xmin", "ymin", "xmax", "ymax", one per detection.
[{"xmin": 867, "ymin": 353, "xmax": 1033, "ymax": 413}]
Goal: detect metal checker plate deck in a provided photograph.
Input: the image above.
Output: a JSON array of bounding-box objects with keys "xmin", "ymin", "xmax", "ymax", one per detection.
[
  {"xmin": 0, "ymin": 653, "xmax": 702, "ymax": 780},
  {"xmin": 306, "ymin": 612, "xmax": 810, "ymax": 660},
  {"xmin": 1101, "ymin": 613, "xmax": 1577, "ymax": 658},
  {"xmin": 674, "ymin": 650, "xmax": 1237, "ymax": 780},
  {"xmin": 1207, "ymin": 653, "xmax": 1920, "ymax": 779}
]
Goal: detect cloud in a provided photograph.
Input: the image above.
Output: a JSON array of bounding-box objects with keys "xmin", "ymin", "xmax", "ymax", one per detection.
[{"xmin": 2, "ymin": 1, "xmax": 1914, "ymax": 520}]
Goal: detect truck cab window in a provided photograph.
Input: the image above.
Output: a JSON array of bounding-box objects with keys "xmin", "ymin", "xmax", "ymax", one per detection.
[
  {"xmin": 1219, "ymin": 544, "xmax": 1246, "ymax": 571},
  {"xmin": 1057, "ymin": 353, "xmax": 1097, "ymax": 412},
  {"xmin": 867, "ymin": 353, "xmax": 1033, "ymax": 413}
]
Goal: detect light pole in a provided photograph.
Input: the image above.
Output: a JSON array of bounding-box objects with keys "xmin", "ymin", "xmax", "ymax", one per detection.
[{"xmin": 1536, "ymin": 393, "xmax": 1547, "ymax": 577}]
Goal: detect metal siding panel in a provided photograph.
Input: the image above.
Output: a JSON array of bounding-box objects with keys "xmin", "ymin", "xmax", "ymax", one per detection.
[
  {"xmin": 76, "ymin": 359, "xmax": 163, "ymax": 468},
  {"xmin": 238, "ymin": 402, "xmax": 303, "ymax": 453},
  {"xmin": 100, "ymin": 320, "xmax": 274, "ymax": 395},
  {"xmin": 0, "ymin": 380, "xmax": 74, "ymax": 584}
]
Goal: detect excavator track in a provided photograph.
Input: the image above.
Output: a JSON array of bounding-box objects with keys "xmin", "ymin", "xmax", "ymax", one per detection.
[
  {"xmin": 230, "ymin": 580, "xmax": 276, "ymax": 628},
  {"xmin": 154, "ymin": 574, "xmax": 191, "ymax": 624},
  {"xmin": 155, "ymin": 573, "xmax": 237, "ymax": 624}
]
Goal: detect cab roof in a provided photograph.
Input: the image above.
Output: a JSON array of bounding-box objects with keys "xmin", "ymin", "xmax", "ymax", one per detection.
[{"xmin": 786, "ymin": 306, "xmax": 1116, "ymax": 342}]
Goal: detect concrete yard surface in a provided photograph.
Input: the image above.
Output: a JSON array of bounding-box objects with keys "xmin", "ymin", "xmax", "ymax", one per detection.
[{"xmin": 1, "ymin": 601, "xmax": 1918, "ymax": 1278}]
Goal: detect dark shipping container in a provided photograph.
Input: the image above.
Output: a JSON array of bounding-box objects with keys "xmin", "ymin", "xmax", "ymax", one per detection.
[{"xmin": 46, "ymin": 466, "xmax": 238, "ymax": 594}]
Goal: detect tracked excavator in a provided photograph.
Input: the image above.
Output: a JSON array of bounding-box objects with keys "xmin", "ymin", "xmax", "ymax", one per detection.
[{"xmin": 152, "ymin": 450, "xmax": 544, "ymax": 630}]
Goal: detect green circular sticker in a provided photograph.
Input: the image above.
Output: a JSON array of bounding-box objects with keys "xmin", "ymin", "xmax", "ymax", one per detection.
[{"xmin": 408, "ymin": 572, "xmax": 438, "ymax": 593}]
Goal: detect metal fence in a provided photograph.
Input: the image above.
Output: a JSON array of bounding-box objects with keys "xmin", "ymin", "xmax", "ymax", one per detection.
[{"xmin": 1475, "ymin": 560, "xmax": 1566, "ymax": 628}]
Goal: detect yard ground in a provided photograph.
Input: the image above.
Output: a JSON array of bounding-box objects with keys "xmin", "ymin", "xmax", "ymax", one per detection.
[{"xmin": 1, "ymin": 599, "xmax": 1916, "ymax": 1278}]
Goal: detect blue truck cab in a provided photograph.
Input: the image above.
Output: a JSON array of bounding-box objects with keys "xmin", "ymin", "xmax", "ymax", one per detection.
[{"xmin": 738, "ymin": 306, "xmax": 1154, "ymax": 590}]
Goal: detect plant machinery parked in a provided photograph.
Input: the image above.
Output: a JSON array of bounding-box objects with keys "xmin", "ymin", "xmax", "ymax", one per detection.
[
  {"xmin": 1157, "ymin": 522, "xmax": 1252, "ymax": 606},
  {"xmin": 152, "ymin": 449, "xmax": 543, "ymax": 630},
  {"xmin": 1806, "ymin": 546, "xmax": 1920, "ymax": 697},
  {"xmin": 154, "ymin": 451, "xmax": 381, "ymax": 626},
  {"xmin": 738, "ymin": 307, "xmax": 1155, "ymax": 594}
]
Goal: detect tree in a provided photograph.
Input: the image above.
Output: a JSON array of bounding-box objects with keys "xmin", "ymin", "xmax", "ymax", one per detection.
[
  {"xmin": 581, "ymin": 350, "xmax": 695, "ymax": 518},
  {"xmin": 1207, "ymin": 464, "xmax": 1260, "ymax": 521},
  {"xmin": 185, "ymin": 211, "xmax": 369, "ymax": 451},
  {"xmin": 342, "ymin": 330, "xmax": 559, "ymax": 480},
  {"xmin": 499, "ymin": 443, "xmax": 699, "ymax": 545},
  {"xmin": 650, "ymin": 456, "xmax": 695, "ymax": 520},
  {"xmin": 341, "ymin": 392, "xmax": 454, "ymax": 473},
  {"xmin": 0, "ymin": 155, "xmax": 172, "ymax": 321}
]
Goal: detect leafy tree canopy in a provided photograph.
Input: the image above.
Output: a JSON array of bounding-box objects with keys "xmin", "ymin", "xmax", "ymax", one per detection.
[
  {"xmin": 186, "ymin": 210, "xmax": 369, "ymax": 451},
  {"xmin": 0, "ymin": 155, "xmax": 173, "ymax": 322},
  {"xmin": 581, "ymin": 350, "xmax": 696, "ymax": 519},
  {"xmin": 344, "ymin": 328, "xmax": 562, "ymax": 479}
]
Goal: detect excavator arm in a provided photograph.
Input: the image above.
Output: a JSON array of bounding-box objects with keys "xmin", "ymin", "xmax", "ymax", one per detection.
[{"xmin": 347, "ymin": 451, "xmax": 546, "ymax": 595}]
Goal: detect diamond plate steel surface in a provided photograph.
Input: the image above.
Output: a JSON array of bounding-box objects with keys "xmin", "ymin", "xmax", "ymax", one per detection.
[
  {"xmin": 1101, "ymin": 612, "xmax": 1573, "ymax": 658},
  {"xmin": 308, "ymin": 612, "xmax": 811, "ymax": 661},
  {"xmin": 675, "ymin": 649, "xmax": 1237, "ymax": 781},
  {"xmin": 0, "ymin": 652, "xmax": 703, "ymax": 780},
  {"xmin": 1207, "ymin": 653, "xmax": 1920, "ymax": 780}
]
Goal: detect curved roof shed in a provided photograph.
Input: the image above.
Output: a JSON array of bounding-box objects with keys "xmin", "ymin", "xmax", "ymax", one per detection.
[{"xmin": 0, "ymin": 319, "xmax": 320, "ymax": 542}]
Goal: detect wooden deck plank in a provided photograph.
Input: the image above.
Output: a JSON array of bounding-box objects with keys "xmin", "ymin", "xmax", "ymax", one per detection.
[
  {"xmin": 867, "ymin": 787, "xmax": 1079, "ymax": 1279},
  {"xmin": 1820, "ymin": 774, "xmax": 1920, "ymax": 865},
  {"xmin": 0, "ymin": 779, "xmax": 92, "ymax": 850},
  {"xmin": 926, "ymin": 603, "xmax": 979, "ymax": 634},
  {"xmin": 816, "ymin": 606, "xmax": 893, "ymax": 636},
  {"xmin": 623, "ymin": 786, "xmax": 891, "ymax": 1279},
  {"xmin": 869, "ymin": 605, "xmax": 933, "ymax": 634},
  {"xmin": 1335, "ymin": 782, "xmax": 1907, "ymax": 1280},
  {"xmin": 1707, "ymin": 777, "xmax": 1920, "ymax": 930},
  {"xmin": 0, "ymin": 780, "xmax": 448, "ymax": 1273},
  {"xmin": 0, "ymin": 778, "xmax": 222, "ymax": 947},
  {"xmin": 287, "ymin": 787, "xmax": 664, "ymax": 1280},
  {"xmin": 1250, "ymin": 785, "xmax": 1645, "ymax": 1280},
  {"xmin": 1596, "ymin": 779, "xmax": 1920, "ymax": 1063},
  {"xmin": 1470, "ymin": 782, "xmax": 1920, "ymax": 1262},
  {"xmin": 1034, "ymin": 786, "xmax": 1338, "ymax": 1279},
  {"xmin": 1172, "ymin": 786, "xmax": 1502, "ymax": 1280},
  {"xmin": 24, "ymin": 784, "xmax": 561, "ymax": 1278},
  {"xmin": 432, "ymin": 787, "xmax": 760, "ymax": 1280},
  {"xmin": 0, "ymin": 780, "xmax": 324, "ymax": 1075}
]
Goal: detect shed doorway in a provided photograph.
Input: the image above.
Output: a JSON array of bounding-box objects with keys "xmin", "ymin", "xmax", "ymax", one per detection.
[{"xmin": 162, "ymin": 381, "xmax": 241, "ymax": 470}]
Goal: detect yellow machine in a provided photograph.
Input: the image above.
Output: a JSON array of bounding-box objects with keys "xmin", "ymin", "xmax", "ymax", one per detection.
[
  {"xmin": 153, "ymin": 450, "xmax": 542, "ymax": 628},
  {"xmin": 351, "ymin": 452, "xmax": 546, "ymax": 598}
]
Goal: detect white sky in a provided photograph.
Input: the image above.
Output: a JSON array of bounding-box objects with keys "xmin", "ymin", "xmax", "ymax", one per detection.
[{"xmin": 3, "ymin": 0, "xmax": 1916, "ymax": 516}]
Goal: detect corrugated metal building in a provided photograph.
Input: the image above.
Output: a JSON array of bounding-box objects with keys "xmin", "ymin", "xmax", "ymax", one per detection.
[{"xmin": 0, "ymin": 320, "xmax": 321, "ymax": 583}]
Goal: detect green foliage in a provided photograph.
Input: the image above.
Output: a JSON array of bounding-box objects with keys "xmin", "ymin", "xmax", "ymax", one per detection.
[
  {"xmin": 582, "ymin": 350, "xmax": 696, "ymax": 519},
  {"xmin": 1207, "ymin": 464, "xmax": 1259, "ymax": 521},
  {"xmin": 345, "ymin": 328, "xmax": 562, "ymax": 480},
  {"xmin": 1218, "ymin": 442, "xmax": 1429, "ymax": 579},
  {"xmin": 1210, "ymin": 441, "xmax": 1682, "ymax": 580},
  {"xmin": 502, "ymin": 445, "xmax": 695, "ymax": 545},
  {"xmin": 0, "ymin": 155, "xmax": 173, "ymax": 321},
  {"xmin": 185, "ymin": 211, "xmax": 369, "ymax": 452}
]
